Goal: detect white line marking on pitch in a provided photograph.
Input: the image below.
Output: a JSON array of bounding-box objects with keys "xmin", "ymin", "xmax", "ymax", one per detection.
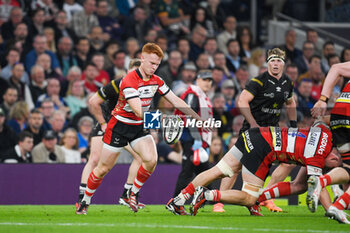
[{"xmin": 0, "ymin": 222, "xmax": 347, "ymax": 233}]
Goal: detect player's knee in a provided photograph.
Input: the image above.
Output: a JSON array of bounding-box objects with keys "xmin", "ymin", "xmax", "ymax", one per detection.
[
  {"xmin": 216, "ymin": 159, "xmax": 234, "ymax": 177},
  {"xmin": 242, "ymin": 181, "xmax": 262, "ymax": 205}
]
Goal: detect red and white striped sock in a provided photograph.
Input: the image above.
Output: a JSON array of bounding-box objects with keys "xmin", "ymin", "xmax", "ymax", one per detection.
[
  {"xmin": 333, "ymin": 193, "xmax": 350, "ymax": 210},
  {"xmin": 174, "ymin": 183, "xmax": 195, "ymax": 206},
  {"xmin": 319, "ymin": 174, "xmax": 331, "ymax": 188},
  {"xmin": 131, "ymin": 165, "xmax": 152, "ymax": 194},
  {"xmin": 204, "ymin": 190, "xmax": 221, "ymax": 202},
  {"xmin": 258, "ymin": 182, "xmax": 291, "ymax": 203},
  {"xmin": 82, "ymin": 171, "xmax": 103, "ymax": 204}
]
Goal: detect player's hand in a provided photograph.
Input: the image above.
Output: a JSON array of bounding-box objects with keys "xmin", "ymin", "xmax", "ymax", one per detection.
[
  {"xmin": 250, "ymin": 122, "xmax": 259, "ymax": 128},
  {"xmin": 101, "ymin": 123, "xmax": 107, "ymax": 132},
  {"xmin": 311, "ymin": 100, "xmax": 327, "ymax": 118}
]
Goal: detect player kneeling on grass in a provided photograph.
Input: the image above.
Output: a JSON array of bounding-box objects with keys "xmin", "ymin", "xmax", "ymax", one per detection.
[{"xmin": 166, "ymin": 121, "xmax": 340, "ymax": 216}]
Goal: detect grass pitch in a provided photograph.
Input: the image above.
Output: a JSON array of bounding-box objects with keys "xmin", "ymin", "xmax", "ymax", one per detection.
[{"xmin": 0, "ymin": 204, "xmax": 349, "ymax": 233}]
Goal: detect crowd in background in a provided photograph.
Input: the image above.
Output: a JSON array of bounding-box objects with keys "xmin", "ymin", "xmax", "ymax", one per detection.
[{"xmin": 0, "ymin": 0, "xmax": 348, "ymax": 164}]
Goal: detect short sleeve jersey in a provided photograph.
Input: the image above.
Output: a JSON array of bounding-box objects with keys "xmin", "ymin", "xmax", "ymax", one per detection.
[
  {"xmin": 113, "ymin": 69, "xmax": 170, "ymax": 125},
  {"xmin": 260, "ymin": 123, "xmax": 332, "ymax": 176},
  {"xmin": 97, "ymin": 79, "xmax": 122, "ymax": 123},
  {"xmin": 242, "ymin": 72, "xmax": 294, "ymax": 131}
]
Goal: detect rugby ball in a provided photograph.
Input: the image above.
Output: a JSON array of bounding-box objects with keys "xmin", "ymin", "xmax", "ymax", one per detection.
[{"xmin": 163, "ymin": 115, "xmax": 184, "ymax": 144}]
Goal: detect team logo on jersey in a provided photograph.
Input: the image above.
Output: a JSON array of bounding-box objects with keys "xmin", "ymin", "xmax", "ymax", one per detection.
[
  {"xmin": 276, "ymin": 87, "xmax": 281, "ymax": 92},
  {"xmin": 143, "ymin": 110, "xmax": 162, "ymax": 129},
  {"xmin": 284, "ymin": 92, "xmax": 289, "ymax": 99},
  {"xmin": 264, "ymin": 93, "xmax": 274, "ymax": 98}
]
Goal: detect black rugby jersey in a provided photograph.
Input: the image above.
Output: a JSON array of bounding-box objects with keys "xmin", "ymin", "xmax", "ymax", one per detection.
[
  {"xmin": 97, "ymin": 79, "xmax": 121, "ymax": 122},
  {"xmin": 241, "ymin": 71, "xmax": 293, "ymax": 132}
]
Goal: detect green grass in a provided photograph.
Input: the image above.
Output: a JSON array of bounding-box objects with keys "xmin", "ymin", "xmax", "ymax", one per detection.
[{"xmin": 0, "ymin": 205, "xmax": 349, "ymax": 233}]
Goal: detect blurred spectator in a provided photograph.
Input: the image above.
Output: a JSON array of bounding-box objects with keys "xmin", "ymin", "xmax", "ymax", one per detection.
[
  {"xmin": 56, "ymin": 36, "xmax": 78, "ymax": 77},
  {"xmin": 1, "ymin": 131, "xmax": 33, "ymax": 163},
  {"xmin": 89, "ymin": 26, "xmax": 105, "ymax": 54},
  {"xmin": 64, "ymin": 79, "xmax": 86, "ymax": 118},
  {"xmin": 39, "ymin": 98, "xmax": 54, "ymax": 130},
  {"xmin": 36, "ymin": 78, "xmax": 69, "ymax": 114},
  {"xmin": 172, "ymin": 61, "xmax": 197, "ymax": 96},
  {"xmin": 190, "ymin": 6, "xmax": 214, "ymax": 37},
  {"xmin": 77, "ymin": 115, "xmax": 93, "ymax": 154},
  {"xmin": 35, "ymin": 53, "xmax": 61, "ymax": 80},
  {"xmin": 205, "ymin": 0, "xmax": 226, "ymax": 33},
  {"xmin": 231, "ymin": 114, "xmax": 244, "ymax": 137},
  {"xmin": 278, "ymin": 28, "xmax": 302, "ymax": 63},
  {"xmin": 217, "ymin": 15, "xmax": 237, "ymax": 55},
  {"xmin": 115, "ymin": 0, "xmax": 137, "ymax": 18},
  {"xmin": 31, "ymin": 0, "xmax": 59, "ymax": 22},
  {"xmin": 225, "ymin": 39, "xmax": 247, "ymax": 73},
  {"xmin": 7, "ymin": 101, "xmax": 29, "ymax": 134},
  {"xmin": 306, "ymin": 29, "xmax": 321, "ymax": 56},
  {"xmin": 221, "ymin": 79, "xmax": 236, "ymax": 112},
  {"xmin": 61, "ymin": 66, "xmax": 82, "ymax": 95},
  {"xmin": 155, "ymin": 34, "xmax": 169, "ymax": 62},
  {"xmin": 209, "ymin": 66, "xmax": 224, "ymax": 97},
  {"xmin": 237, "ymin": 26, "xmax": 253, "ymax": 60},
  {"xmin": 248, "ymin": 48, "xmax": 266, "ymax": 78},
  {"xmin": 29, "ymin": 65, "xmax": 47, "ymax": 103},
  {"xmin": 144, "ymin": 28, "xmax": 157, "ymax": 44},
  {"xmin": 27, "ymin": 8, "xmax": 46, "ymax": 37},
  {"xmin": 43, "ymin": 27, "xmax": 56, "ymax": 53},
  {"xmin": 0, "ymin": 86, "xmax": 18, "ymax": 118},
  {"xmin": 52, "ymin": 10, "xmax": 77, "ymax": 45},
  {"xmin": 75, "ymin": 36, "xmax": 91, "ymax": 70},
  {"xmin": 203, "ymin": 37, "xmax": 218, "ymax": 68},
  {"xmin": 295, "ymin": 78, "xmax": 316, "ymax": 118},
  {"xmin": 60, "ymin": 127, "xmax": 81, "ymax": 163},
  {"xmin": 106, "ymin": 50, "xmax": 127, "ymax": 80},
  {"xmin": 70, "ymin": 0, "xmax": 99, "ymax": 37},
  {"xmin": 24, "ymin": 109, "xmax": 44, "ymax": 146},
  {"xmin": 341, "ymin": 47, "xmax": 350, "ymax": 62},
  {"xmin": 63, "ymin": 0, "xmax": 83, "ymax": 23},
  {"xmin": 96, "ymin": 0, "xmax": 122, "ymax": 41},
  {"xmin": 0, "ymin": 107, "xmax": 18, "ymax": 152},
  {"xmin": 196, "ymin": 53, "xmax": 210, "ymax": 71},
  {"xmin": 233, "ymin": 65, "xmax": 250, "ymax": 94},
  {"xmin": 1, "ymin": 7, "xmax": 23, "ymax": 41},
  {"xmin": 213, "ymin": 51, "xmax": 234, "ymax": 81},
  {"xmin": 0, "ymin": 48, "xmax": 30, "ymax": 84},
  {"xmin": 103, "ymin": 40, "xmax": 119, "ymax": 70},
  {"xmin": 4, "ymin": 22, "xmax": 31, "ymax": 57},
  {"xmin": 211, "ymin": 93, "xmax": 232, "ymax": 137},
  {"xmin": 123, "ymin": 5, "xmax": 151, "ymax": 43},
  {"xmin": 8, "ymin": 63, "xmax": 34, "ymax": 110},
  {"xmin": 208, "ymin": 135, "xmax": 223, "ymax": 164},
  {"xmin": 327, "ymin": 53, "xmax": 340, "ymax": 68},
  {"xmin": 25, "ymin": 34, "xmax": 62, "ymax": 75},
  {"xmin": 189, "ymin": 24, "xmax": 207, "ymax": 61},
  {"xmin": 82, "ymin": 53, "xmax": 109, "ymax": 86},
  {"xmin": 155, "ymin": 0, "xmax": 190, "ymax": 38},
  {"xmin": 50, "ymin": 110, "xmax": 66, "ymax": 141},
  {"xmin": 82, "ymin": 62, "xmax": 102, "ymax": 93},
  {"xmin": 70, "ymin": 93, "xmax": 95, "ymax": 130},
  {"xmin": 32, "ymin": 130, "xmax": 65, "ymax": 163},
  {"xmin": 285, "ymin": 63, "xmax": 299, "ymax": 88},
  {"xmin": 298, "ymin": 55, "xmax": 324, "ymax": 100},
  {"xmin": 321, "ymin": 40, "xmax": 335, "ymax": 73},
  {"xmin": 295, "ymin": 41, "xmax": 314, "ymax": 75},
  {"xmin": 124, "ymin": 37, "xmax": 139, "ymax": 70},
  {"xmin": 177, "ymin": 37, "xmax": 190, "ymax": 63},
  {"xmin": 156, "ymin": 50, "xmax": 182, "ymax": 87}
]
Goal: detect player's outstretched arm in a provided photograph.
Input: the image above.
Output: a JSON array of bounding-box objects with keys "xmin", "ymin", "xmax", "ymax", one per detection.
[{"xmin": 163, "ymin": 90, "xmax": 202, "ymax": 121}]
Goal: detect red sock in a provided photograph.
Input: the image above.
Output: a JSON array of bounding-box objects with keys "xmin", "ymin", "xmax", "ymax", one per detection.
[
  {"xmin": 258, "ymin": 182, "xmax": 291, "ymax": 203},
  {"xmin": 181, "ymin": 182, "xmax": 195, "ymax": 200},
  {"xmin": 212, "ymin": 190, "xmax": 221, "ymax": 202},
  {"xmin": 85, "ymin": 171, "xmax": 103, "ymax": 197},
  {"xmin": 319, "ymin": 174, "xmax": 331, "ymax": 188},
  {"xmin": 333, "ymin": 193, "xmax": 350, "ymax": 210},
  {"xmin": 132, "ymin": 165, "xmax": 152, "ymax": 193}
]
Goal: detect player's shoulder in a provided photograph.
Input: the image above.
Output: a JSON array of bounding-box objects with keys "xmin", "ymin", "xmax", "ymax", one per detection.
[{"xmin": 250, "ymin": 72, "xmax": 268, "ymax": 86}]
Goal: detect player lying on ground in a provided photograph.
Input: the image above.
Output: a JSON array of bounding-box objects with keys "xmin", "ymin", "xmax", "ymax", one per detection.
[
  {"xmin": 75, "ymin": 59, "xmax": 145, "ymax": 212},
  {"xmin": 77, "ymin": 43, "xmax": 208, "ymax": 215},
  {"xmin": 307, "ymin": 61, "xmax": 350, "ymax": 224},
  {"xmin": 166, "ymin": 121, "xmax": 340, "ymax": 216}
]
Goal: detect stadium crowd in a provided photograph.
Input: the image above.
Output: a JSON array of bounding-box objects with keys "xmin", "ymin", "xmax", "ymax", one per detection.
[{"xmin": 0, "ymin": 0, "xmax": 348, "ymax": 165}]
